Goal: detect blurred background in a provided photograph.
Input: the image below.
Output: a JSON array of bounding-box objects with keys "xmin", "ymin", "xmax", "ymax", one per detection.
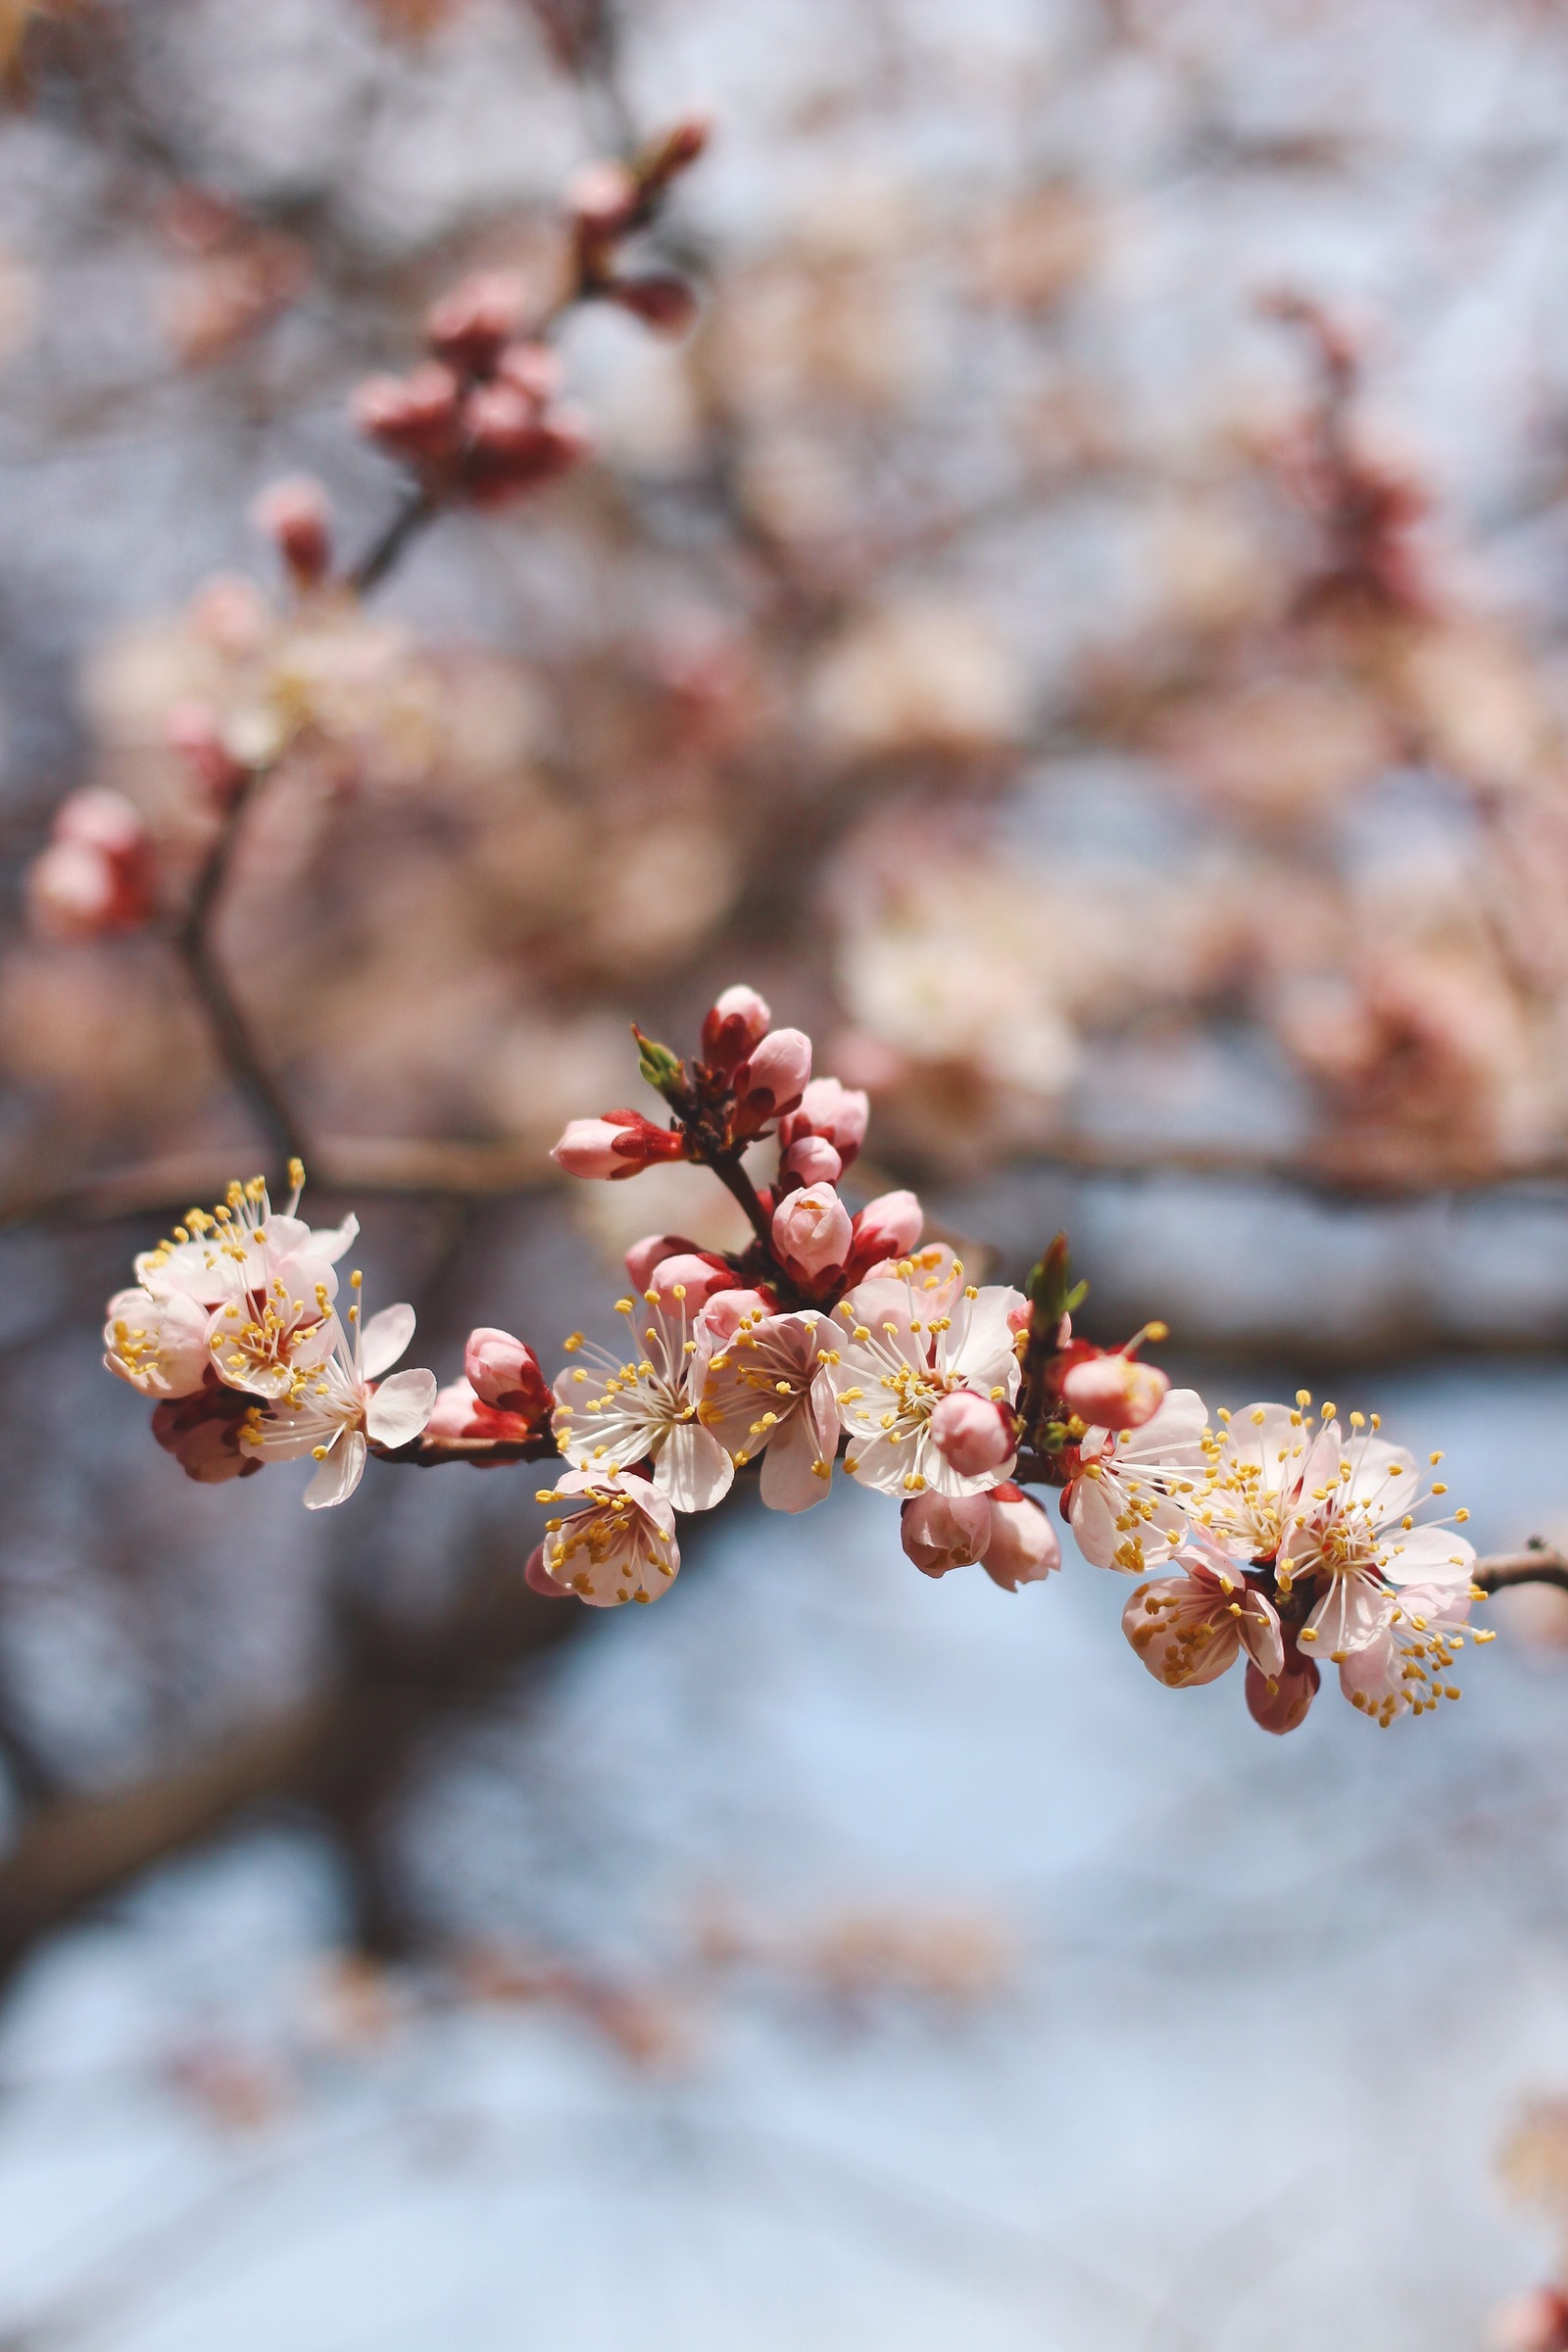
[{"xmin": 2, "ymin": 0, "xmax": 1568, "ymax": 2343}]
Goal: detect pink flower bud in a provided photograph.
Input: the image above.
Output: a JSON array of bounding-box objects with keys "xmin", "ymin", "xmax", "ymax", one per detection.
[
  {"xmin": 524, "ymin": 1543, "xmax": 572, "ymax": 1599},
  {"xmin": 624, "ymin": 1232, "xmax": 705, "ymax": 1291},
  {"xmin": 641, "ymin": 1252, "xmax": 736, "ymax": 1310},
  {"xmin": 771, "ymin": 1183, "xmax": 853, "ymax": 1282},
  {"xmin": 464, "ymin": 401, "xmax": 592, "ymax": 507},
  {"xmin": 427, "ymin": 1375, "xmax": 538, "ymax": 1448},
  {"xmin": 701, "ymin": 983, "xmax": 771, "ymax": 1073},
  {"xmin": 1244, "ymin": 1652, "xmax": 1320, "ymax": 1736},
  {"xmin": 494, "ymin": 341, "xmax": 562, "ymax": 407},
  {"xmin": 250, "ymin": 474, "xmax": 332, "ymax": 585},
  {"xmin": 1489, "ymin": 2288, "xmax": 1568, "ymax": 2352},
  {"xmin": 567, "ymin": 160, "xmax": 641, "ymax": 238},
  {"xmin": 1059, "ymin": 1352, "xmax": 1170, "ymax": 1432},
  {"xmin": 465, "ymin": 1327, "xmax": 551, "ymax": 1424},
  {"xmin": 779, "ymin": 1136, "xmax": 842, "ymax": 1190},
  {"xmin": 928, "ymin": 1390, "xmax": 1015, "ymax": 1480},
  {"xmin": 54, "ymin": 786, "xmax": 145, "ymax": 861},
  {"xmin": 846, "ymin": 1190, "xmax": 923, "ymax": 1276},
  {"xmin": 608, "ymin": 273, "xmax": 699, "ymax": 337},
  {"xmin": 425, "ymin": 272, "xmax": 525, "ymax": 375},
  {"xmin": 351, "ymin": 363, "xmax": 464, "ymax": 464},
  {"xmin": 981, "ymin": 1485, "xmax": 1060, "ymax": 1591},
  {"xmin": 733, "ymin": 1026, "xmax": 811, "ymax": 1135},
  {"xmin": 900, "ymin": 1491, "xmax": 992, "ymax": 1578},
  {"xmin": 151, "ymin": 1380, "xmax": 262, "ymax": 1485},
  {"xmin": 170, "ymin": 703, "xmax": 249, "ymax": 805},
  {"xmin": 29, "ymin": 790, "xmax": 154, "ymax": 939},
  {"xmin": 551, "ymin": 1109, "xmax": 685, "ymax": 1180},
  {"xmin": 779, "ymin": 1076, "xmax": 869, "ymax": 1167}
]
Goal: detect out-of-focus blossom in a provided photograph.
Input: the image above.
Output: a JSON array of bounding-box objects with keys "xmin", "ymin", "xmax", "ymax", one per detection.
[
  {"xmin": 700, "ymin": 1306, "xmax": 839, "ymax": 1509},
  {"xmin": 251, "ymin": 476, "xmax": 332, "ymax": 588},
  {"xmin": 1488, "ymin": 2287, "xmax": 1568, "ymax": 2352},
  {"xmin": 27, "ymin": 788, "xmax": 154, "ymax": 939},
  {"xmin": 530, "ymin": 1467, "xmax": 679, "ymax": 1606}
]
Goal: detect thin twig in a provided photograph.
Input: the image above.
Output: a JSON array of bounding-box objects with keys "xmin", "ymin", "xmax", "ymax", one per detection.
[
  {"xmin": 346, "ymin": 481, "xmax": 436, "ymax": 598},
  {"xmin": 1474, "ymin": 1543, "xmax": 1568, "ymax": 1597}
]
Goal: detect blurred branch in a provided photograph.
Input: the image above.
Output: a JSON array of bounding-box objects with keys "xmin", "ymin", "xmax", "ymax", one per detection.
[
  {"xmin": 0, "ymin": 1550, "xmax": 585, "ymax": 1985},
  {"xmin": 1474, "ymin": 1542, "xmax": 1568, "ymax": 1597}
]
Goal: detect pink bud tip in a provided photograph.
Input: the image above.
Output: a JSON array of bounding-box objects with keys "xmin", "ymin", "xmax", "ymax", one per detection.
[
  {"xmin": 779, "ymin": 1136, "xmax": 842, "ymax": 1190},
  {"xmin": 609, "ymin": 273, "xmax": 700, "ymax": 337},
  {"xmin": 928, "ymin": 1391, "xmax": 1015, "ymax": 1480},
  {"xmin": 551, "ymin": 1110, "xmax": 684, "ymax": 1180},
  {"xmin": 779, "ymin": 1076, "xmax": 869, "ymax": 1167},
  {"xmin": 250, "ymin": 474, "xmax": 332, "ymax": 585},
  {"xmin": 701, "ymin": 983, "xmax": 771, "ymax": 1074},
  {"xmin": 567, "ymin": 160, "xmax": 641, "ymax": 237},
  {"xmin": 901, "ymin": 1491, "xmax": 992, "ymax": 1578},
  {"xmin": 424, "ymin": 272, "xmax": 525, "ymax": 375},
  {"xmin": 624, "ymin": 1232, "xmax": 703, "ymax": 1291},
  {"xmin": 847, "ymin": 1190, "xmax": 923, "ymax": 1275},
  {"xmin": 1060, "ymin": 1353, "xmax": 1169, "ymax": 1431},
  {"xmin": 641, "ymin": 1252, "xmax": 737, "ymax": 1310},
  {"xmin": 465, "ymin": 1328, "xmax": 551, "ymax": 1424},
  {"xmin": 698, "ymin": 1288, "xmax": 770, "ymax": 1343},
  {"xmin": 981, "ymin": 1485, "xmax": 1060, "ymax": 1591},
  {"xmin": 770, "ymin": 1183, "xmax": 854, "ymax": 1283},
  {"xmin": 732, "ymin": 1026, "xmax": 811, "ymax": 1136}
]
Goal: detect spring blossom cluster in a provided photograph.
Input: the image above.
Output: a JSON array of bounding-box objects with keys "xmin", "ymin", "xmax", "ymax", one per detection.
[{"xmin": 103, "ymin": 987, "xmax": 1494, "ymax": 1735}]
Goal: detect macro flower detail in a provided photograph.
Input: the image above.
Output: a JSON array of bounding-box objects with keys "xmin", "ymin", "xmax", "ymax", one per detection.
[
  {"xmin": 1067, "ymin": 1387, "xmax": 1211, "ymax": 1575},
  {"xmin": 552, "ymin": 1289, "xmax": 734, "ymax": 1511},
  {"xmin": 1122, "ymin": 1539, "xmax": 1285, "ymax": 1690},
  {"xmin": 699, "ymin": 1308, "xmax": 840, "ymax": 1511},
  {"xmin": 236, "ymin": 1277, "xmax": 437, "ymax": 1508},
  {"xmin": 530, "ymin": 1468, "xmax": 680, "ymax": 1606},
  {"xmin": 1277, "ymin": 1415, "xmax": 1475, "ymax": 1660},
  {"xmin": 832, "ymin": 1256, "xmax": 1025, "ymax": 1498}
]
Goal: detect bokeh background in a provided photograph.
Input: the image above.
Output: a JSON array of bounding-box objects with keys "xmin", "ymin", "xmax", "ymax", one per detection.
[{"xmin": 3, "ymin": 1, "xmax": 1568, "ymax": 2343}]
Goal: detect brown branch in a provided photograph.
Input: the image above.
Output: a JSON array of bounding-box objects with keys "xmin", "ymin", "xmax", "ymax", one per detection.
[{"xmin": 1474, "ymin": 1543, "xmax": 1568, "ymax": 1597}]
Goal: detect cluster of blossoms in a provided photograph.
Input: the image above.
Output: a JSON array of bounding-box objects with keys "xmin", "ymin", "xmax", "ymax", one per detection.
[{"xmin": 102, "ymin": 986, "xmax": 1494, "ymax": 1734}]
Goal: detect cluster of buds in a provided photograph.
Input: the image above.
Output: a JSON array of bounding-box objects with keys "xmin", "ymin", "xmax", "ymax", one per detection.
[
  {"xmin": 100, "ymin": 987, "xmax": 1495, "ymax": 1735},
  {"xmin": 27, "ymin": 789, "xmax": 155, "ymax": 943},
  {"xmin": 566, "ymin": 115, "xmax": 709, "ymax": 336},
  {"xmin": 352, "ymin": 274, "xmax": 591, "ymax": 509}
]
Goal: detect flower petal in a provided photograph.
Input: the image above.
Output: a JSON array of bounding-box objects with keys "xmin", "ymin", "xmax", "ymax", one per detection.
[
  {"xmin": 361, "ymin": 1302, "xmax": 416, "ymax": 1381},
  {"xmin": 759, "ymin": 1405, "xmax": 832, "ymax": 1511},
  {"xmin": 304, "ymin": 1429, "xmax": 368, "ymax": 1509},
  {"xmin": 655, "ymin": 1420, "xmax": 734, "ymax": 1512},
  {"xmin": 365, "ymin": 1368, "xmax": 437, "ymax": 1447}
]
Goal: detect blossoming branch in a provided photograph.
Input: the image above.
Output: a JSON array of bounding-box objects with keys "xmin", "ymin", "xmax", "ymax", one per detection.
[{"xmin": 103, "ymin": 983, "xmax": 1496, "ymax": 1738}]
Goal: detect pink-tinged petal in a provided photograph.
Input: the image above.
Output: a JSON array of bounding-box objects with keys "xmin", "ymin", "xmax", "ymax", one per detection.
[
  {"xmin": 524, "ymin": 1543, "xmax": 573, "ymax": 1598},
  {"xmin": 843, "ymin": 1430, "xmax": 915, "ymax": 1495},
  {"xmin": 901, "ymin": 1491, "xmax": 992, "ymax": 1576},
  {"xmin": 759, "ymin": 1406, "xmax": 833, "ymax": 1512},
  {"xmin": 102, "ymin": 1287, "xmax": 211, "ymax": 1397},
  {"xmin": 1068, "ymin": 1471, "xmax": 1187, "ymax": 1575},
  {"xmin": 366, "ymin": 1368, "xmax": 438, "ymax": 1447},
  {"xmin": 1121, "ymin": 1574, "xmax": 1240, "ymax": 1687},
  {"xmin": 309, "ymin": 1212, "xmax": 360, "ymax": 1265},
  {"xmin": 1380, "ymin": 1523, "xmax": 1476, "ymax": 1588},
  {"xmin": 1301, "ymin": 1572, "xmax": 1393, "ymax": 1660},
  {"xmin": 360, "ymin": 1302, "xmax": 416, "ymax": 1381},
  {"xmin": 980, "ymin": 1488, "xmax": 1060, "ymax": 1590},
  {"xmin": 1237, "ymin": 1587, "xmax": 1285, "ymax": 1681},
  {"xmin": 654, "ymin": 1421, "xmax": 734, "ymax": 1512},
  {"xmin": 946, "ymin": 1286, "xmax": 1027, "ymax": 1396},
  {"xmin": 304, "ymin": 1430, "xmax": 368, "ymax": 1509},
  {"xmin": 1088, "ymin": 1385, "xmax": 1210, "ymax": 1468},
  {"xmin": 1245, "ymin": 1652, "xmax": 1319, "ymax": 1734}
]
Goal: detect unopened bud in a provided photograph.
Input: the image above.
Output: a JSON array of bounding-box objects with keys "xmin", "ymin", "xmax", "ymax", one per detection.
[
  {"xmin": 1244, "ymin": 1652, "xmax": 1320, "ymax": 1736},
  {"xmin": 846, "ymin": 1190, "xmax": 923, "ymax": 1275},
  {"xmin": 465, "ymin": 1328, "xmax": 551, "ymax": 1425},
  {"xmin": 425, "ymin": 272, "xmax": 525, "ymax": 376},
  {"xmin": 250, "ymin": 474, "xmax": 332, "ymax": 586},
  {"xmin": 567, "ymin": 160, "xmax": 641, "ymax": 240},
  {"xmin": 351, "ymin": 363, "xmax": 464, "ymax": 464},
  {"xmin": 426, "ymin": 1376, "xmax": 536, "ymax": 1448},
  {"xmin": 928, "ymin": 1390, "xmax": 1015, "ymax": 1480},
  {"xmin": 30, "ymin": 789, "xmax": 154, "ymax": 938},
  {"xmin": 981, "ymin": 1485, "xmax": 1060, "ymax": 1591},
  {"xmin": 698, "ymin": 1287, "xmax": 770, "ymax": 1343},
  {"xmin": 608, "ymin": 273, "xmax": 699, "ymax": 337},
  {"xmin": 170, "ymin": 703, "xmax": 249, "ymax": 805},
  {"xmin": 733, "ymin": 1026, "xmax": 811, "ymax": 1135},
  {"xmin": 1060, "ymin": 1352, "xmax": 1169, "ymax": 1432},
  {"xmin": 625, "ymin": 1232, "xmax": 705, "ymax": 1291},
  {"xmin": 494, "ymin": 340, "xmax": 562, "ymax": 408},
  {"xmin": 551, "ymin": 1109, "xmax": 685, "ymax": 1180},
  {"xmin": 771, "ymin": 1183, "xmax": 853, "ymax": 1282},
  {"xmin": 702, "ymin": 983, "xmax": 771, "ymax": 1074},
  {"xmin": 779, "ymin": 1136, "xmax": 842, "ymax": 1190},
  {"xmin": 641, "ymin": 1252, "xmax": 737, "ymax": 1311},
  {"xmin": 779, "ymin": 1076, "xmax": 869, "ymax": 1167},
  {"xmin": 901, "ymin": 1491, "xmax": 992, "ymax": 1578}
]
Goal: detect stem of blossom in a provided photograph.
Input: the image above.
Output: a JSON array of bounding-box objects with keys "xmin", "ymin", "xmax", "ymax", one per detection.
[
  {"xmin": 172, "ymin": 766, "xmax": 309, "ymax": 1170},
  {"xmin": 347, "ymin": 481, "xmax": 438, "ymax": 599},
  {"xmin": 708, "ymin": 1150, "xmax": 776, "ymax": 1254}
]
